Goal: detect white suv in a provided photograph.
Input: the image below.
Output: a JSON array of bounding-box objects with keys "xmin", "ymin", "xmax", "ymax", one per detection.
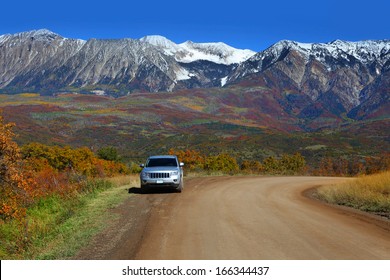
[{"xmin": 140, "ymin": 155, "xmax": 184, "ymax": 192}]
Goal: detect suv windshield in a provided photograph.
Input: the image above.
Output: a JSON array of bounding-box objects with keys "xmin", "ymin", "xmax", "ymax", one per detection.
[{"xmin": 146, "ymin": 158, "xmax": 178, "ymax": 167}]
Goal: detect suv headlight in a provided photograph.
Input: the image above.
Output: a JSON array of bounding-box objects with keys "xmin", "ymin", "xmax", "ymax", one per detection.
[
  {"xmin": 171, "ymin": 171, "xmax": 179, "ymax": 176},
  {"xmin": 141, "ymin": 171, "xmax": 149, "ymax": 178}
]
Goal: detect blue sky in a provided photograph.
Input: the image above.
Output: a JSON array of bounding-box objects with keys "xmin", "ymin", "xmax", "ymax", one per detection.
[{"xmin": 1, "ymin": 0, "xmax": 389, "ymax": 51}]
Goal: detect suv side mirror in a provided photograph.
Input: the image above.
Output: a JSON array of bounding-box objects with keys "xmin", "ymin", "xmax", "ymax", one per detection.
[
  {"xmin": 140, "ymin": 164, "xmax": 145, "ymax": 168},
  {"xmin": 180, "ymin": 162, "xmax": 184, "ymax": 167}
]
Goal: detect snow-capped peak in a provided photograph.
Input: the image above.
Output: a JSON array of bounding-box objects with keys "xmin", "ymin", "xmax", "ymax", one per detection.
[
  {"xmin": 17, "ymin": 29, "xmax": 62, "ymax": 41},
  {"xmin": 140, "ymin": 35, "xmax": 255, "ymax": 65},
  {"xmin": 177, "ymin": 40, "xmax": 255, "ymax": 65},
  {"xmin": 262, "ymin": 39, "xmax": 390, "ymax": 65},
  {"xmin": 31, "ymin": 29, "xmax": 58, "ymax": 36},
  {"xmin": 0, "ymin": 29, "xmax": 77, "ymax": 48},
  {"xmin": 140, "ymin": 35, "xmax": 179, "ymax": 55}
]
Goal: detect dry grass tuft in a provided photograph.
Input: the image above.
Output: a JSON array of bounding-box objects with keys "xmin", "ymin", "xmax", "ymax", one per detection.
[
  {"xmin": 107, "ymin": 175, "xmax": 139, "ymax": 187},
  {"xmin": 317, "ymin": 171, "xmax": 390, "ymax": 217}
]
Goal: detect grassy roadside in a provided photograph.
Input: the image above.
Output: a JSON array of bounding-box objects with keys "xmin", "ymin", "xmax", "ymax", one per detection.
[
  {"xmin": 316, "ymin": 171, "xmax": 390, "ymax": 218},
  {"xmin": 0, "ymin": 175, "xmax": 139, "ymax": 259}
]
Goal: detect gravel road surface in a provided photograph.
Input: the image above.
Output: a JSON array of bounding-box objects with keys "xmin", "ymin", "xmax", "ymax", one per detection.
[{"xmin": 75, "ymin": 176, "xmax": 390, "ymax": 260}]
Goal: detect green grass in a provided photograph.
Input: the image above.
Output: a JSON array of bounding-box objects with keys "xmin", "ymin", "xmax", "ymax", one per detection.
[
  {"xmin": 0, "ymin": 176, "xmax": 139, "ymax": 259},
  {"xmin": 317, "ymin": 171, "xmax": 390, "ymax": 216}
]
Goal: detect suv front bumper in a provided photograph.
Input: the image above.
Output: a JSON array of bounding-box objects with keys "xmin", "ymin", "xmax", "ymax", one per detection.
[{"xmin": 141, "ymin": 178, "xmax": 180, "ymax": 187}]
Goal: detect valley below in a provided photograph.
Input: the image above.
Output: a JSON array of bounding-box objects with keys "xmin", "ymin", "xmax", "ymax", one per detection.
[{"xmin": 0, "ymin": 91, "xmax": 388, "ymax": 170}]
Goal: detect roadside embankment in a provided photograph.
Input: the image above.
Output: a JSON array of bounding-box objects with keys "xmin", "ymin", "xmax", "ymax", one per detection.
[{"xmin": 0, "ymin": 175, "xmax": 138, "ymax": 259}]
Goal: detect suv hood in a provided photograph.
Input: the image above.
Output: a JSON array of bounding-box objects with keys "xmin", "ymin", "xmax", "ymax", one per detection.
[{"xmin": 143, "ymin": 167, "xmax": 179, "ymax": 172}]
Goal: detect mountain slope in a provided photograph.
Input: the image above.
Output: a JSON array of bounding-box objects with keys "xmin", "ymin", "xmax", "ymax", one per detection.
[
  {"xmin": 0, "ymin": 30, "xmax": 85, "ymax": 89},
  {"xmin": 227, "ymin": 39, "xmax": 390, "ymax": 121},
  {"xmin": 0, "ymin": 30, "xmax": 188, "ymax": 92}
]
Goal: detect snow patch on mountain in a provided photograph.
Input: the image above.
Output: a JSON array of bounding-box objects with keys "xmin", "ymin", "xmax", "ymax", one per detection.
[
  {"xmin": 221, "ymin": 76, "xmax": 228, "ymax": 86},
  {"xmin": 175, "ymin": 68, "xmax": 194, "ymax": 81}
]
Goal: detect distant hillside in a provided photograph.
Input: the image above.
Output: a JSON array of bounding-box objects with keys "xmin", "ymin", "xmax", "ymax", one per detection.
[{"xmin": 0, "ymin": 92, "xmax": 388, "ymax": 168}]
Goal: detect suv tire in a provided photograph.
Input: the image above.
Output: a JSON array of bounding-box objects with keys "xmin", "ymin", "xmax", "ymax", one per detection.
[{"xmin": 176, "ymin": 179, "xmax": 183, "ymax": 193}]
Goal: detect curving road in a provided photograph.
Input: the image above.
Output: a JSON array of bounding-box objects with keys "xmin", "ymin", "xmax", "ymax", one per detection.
[{"xmin": 75, "ymin": 176, "xmax": 390, "ymax": 260}]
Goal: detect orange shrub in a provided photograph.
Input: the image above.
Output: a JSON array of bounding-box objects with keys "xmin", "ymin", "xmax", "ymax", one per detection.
[
  {"xmin": 93, "ymin": 158, "xmax": 129, "ymax": 177},
  {"xmin": 0, "ymin": 115, "xmax": 37, "ymax": 220},
  {"xmin": 169, "ymin": 148, "xmax": 205, "ymax": 170},
  {"xmin": 241, "ymin": 160, "xmax": 263, "ymax": 173}
]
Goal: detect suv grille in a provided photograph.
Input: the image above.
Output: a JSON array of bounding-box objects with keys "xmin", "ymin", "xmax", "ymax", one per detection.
[{"xmin": 150, "ymin": 173, "xmax": 170, "ymax": 179}]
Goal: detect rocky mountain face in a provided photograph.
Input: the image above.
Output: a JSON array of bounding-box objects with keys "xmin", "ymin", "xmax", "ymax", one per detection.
[
  {"xmin": 226, "ymin": 40, "xmax": 390, "ymax": 120},
  {"xmin": 0, "ymin": 29, "xmax": 389, "ymax": 122}
]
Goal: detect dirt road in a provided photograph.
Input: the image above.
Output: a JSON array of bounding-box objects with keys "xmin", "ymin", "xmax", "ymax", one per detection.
[{"xmin": 75, "ymin": 176, "xmax": 390, "ymax": 260}]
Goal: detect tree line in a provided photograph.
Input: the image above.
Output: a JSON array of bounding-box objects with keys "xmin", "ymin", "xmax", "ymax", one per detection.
[
  {"xmin": 168, "ymin": 148, "xmax": 307, "ymax": 175},
  {"xmin": 314, "ymin": 155, "xmax": 390, "ymax": 176}
]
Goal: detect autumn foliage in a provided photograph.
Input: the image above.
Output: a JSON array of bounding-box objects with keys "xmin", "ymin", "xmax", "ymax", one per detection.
[
  {"xmin": 169, "ymin": 147, "xmax": 389, "ymax": 177},
  {"xmin": 262, "ymin": 153, "xmax": 307, "ymax": 175},
  {"xmin": 0, "ymin": 115, "xmax": 129, "ymax": 222},
  {"xmin": 168, "ymin": 149, "xmax": 205, "ymax": 170},
  {"xmin": 169, "ymin": 148, "xmax": 306, "ymax": 175},
  {"xmin": 22, "ymin": 143, "xmax": 129, "ymax": 177},
  {"xmin": 204, "ymin": 153, "xmax": 240, "ymax": 173},
  {"xmin": 0, "ymin": 116, "xmax": 37, "ymax": 220},
  {"xmin": 314, "ymin": 154, "xmax": 390, "ymax": 176}
]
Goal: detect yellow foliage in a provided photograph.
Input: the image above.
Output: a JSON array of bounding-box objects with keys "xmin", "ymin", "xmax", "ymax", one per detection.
[
  {"xmin": 18, "ymin": 93, "xmax": 40, "ymax": 98},
  {"xmin": 22, "ymin": 143, "xmax": 129, "ymax": 177},
  {"xmin": 186, "ymin": 104, "xmax": 204, "ymax": 111}
]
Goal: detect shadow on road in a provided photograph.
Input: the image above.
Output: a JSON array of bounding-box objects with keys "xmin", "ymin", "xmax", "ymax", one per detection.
[{"xmin": 128, "ymin": 187, "xmax": 178, "ymax": 195}]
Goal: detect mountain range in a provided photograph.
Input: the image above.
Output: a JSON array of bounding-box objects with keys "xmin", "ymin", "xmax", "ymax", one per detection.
[
  {"xmin": 0, "ymin": 29, "xmax": 389, "ymax": 125},
  {"xmin": 0, "ymin": 29, "xmax": 255, "ymax": 93}
]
